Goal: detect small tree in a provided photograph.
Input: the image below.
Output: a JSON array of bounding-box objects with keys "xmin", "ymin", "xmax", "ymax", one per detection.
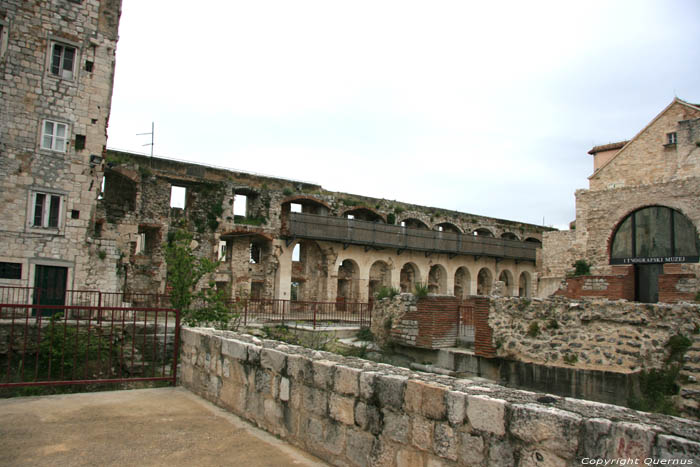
[{"xmin": 164, "ymin": 229, "xmax": 233, "ymax": 327}]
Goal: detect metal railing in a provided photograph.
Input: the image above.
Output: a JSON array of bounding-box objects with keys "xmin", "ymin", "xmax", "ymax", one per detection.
[
  {"xmin": 237, "ymin": 298, "xmax": 372, "ymax": 329},
  {"xmin": 0, "ymin": 286, "xmax": 171, "ymax": 309},
  {"xmin": 288, "ymin": 213, "xmax": 538, "ymax": 261},
  {"xmin": 458, "ymin": 303, "xmax": 475, "ymax": 343},
  {"xmin": 0, "ymin": 304, "xmax": 179, "ymax": 389}
]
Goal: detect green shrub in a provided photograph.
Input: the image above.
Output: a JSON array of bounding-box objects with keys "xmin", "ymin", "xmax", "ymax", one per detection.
[
  {"xmin": 386, "ymin": 213, "xmax": 396, "ymax": 225},
  {"xmin": 572, "ymin": 259, "xmax": 591, "ymax": 276},
  {"xmin": 547, "ymin": 319, "xmax": 559, "ymax": 330},
  {"xmin": 695, "ymin": 291, "xmax": 700, "ymax": 303},
  {"xmin": 375, "ymin": 286, "xmax": 400, "ymax": 300},
  {"xmin": 283, "ymin": 187, "xmax": 293, "ymax": 196},
  {"xmin": 526, "ymin": 321, "xmax": 540, "ymax": 338},
  {"xmin": 666, "ymin": 334, "xmax": 692, "ymax": 363},
  {"xmin": 356, "ymin": 328, "xmax": 374, "ymax": 342},
  {"xmin": 98, "ymin": 249, "xmax": 107, "ymax": 260},
  {"xmin": 414, "ymin": 282, "xmax": 429, "ymax": 298},
  {"xmin": 629, "ymin": 366, "xmax": 681, "ymax": 416},
  {"xmin": 517, "ymin": 299, "xmax": 531, "ymax": 311},
  {"xmin": 563, "ymin": 353, "xmax": 578, "ymax": 365}
]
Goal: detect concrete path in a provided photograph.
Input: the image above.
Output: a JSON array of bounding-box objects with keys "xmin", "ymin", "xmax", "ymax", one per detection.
[{"xmin": 0, "ymin": 387, "xmax": 327, "ymax": 467}]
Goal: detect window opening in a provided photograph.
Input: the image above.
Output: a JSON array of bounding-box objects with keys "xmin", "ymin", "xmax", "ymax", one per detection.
[
  {"xmin": 291, "ymin": 203, "xmax": 302, "ymax": 213},
  {"xmin": 0, "ymin": 262, "xmax": 22, "ymax": 280},
  {"xmin": 233, "ymin": 194, "xmax": 247, "ymax": 217},
  {"xmin": 347, "ymin": 214, "xmax": 354, "ymax": 220},
  {"xmin": 70, "ymin": 210, "xmax": 79, "ymax": 219},
  {"xmin": 667, "ymin": 132, "xmax": 677, "ymax": 145},
  {"xmin": 250, "ymin": 243, "xmax": 261, "ymax": 264},
  {"xmin": 218, "ymin": 240, "xmax": 227, "ymax": 261},
  {"xmin": 50, "ymin": 42, "xmax": 76, "ymax": 79},
  {"xmin": 170, "ymin": 186, "xmax": 186, "ymax": 209},
  {"xmin": 74, "ymin": 134, "xmax": 86, "ymax": 151},
  {"xmin": 32, "ymin": 192, "xmax": 62, "ymax": 228},
  {"xmin": 98, "ymin": 176, "xmax": 106, "ymax": 200},
  {"xmin": 290, "ymin": 281, "xmax": 299, "ymax": 301},
  {"xmin": 292, "ymin": 244, "xmax": 300, "ymax": 262},
  {"xmin": 41, "ymin": 120, "xmax": 68, "ymax": 152}
]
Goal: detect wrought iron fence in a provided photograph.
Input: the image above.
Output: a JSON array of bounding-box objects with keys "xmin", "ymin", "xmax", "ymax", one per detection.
[{"xmin": 0, "ymin": 304, "xmax": 179, "ymax": 389}]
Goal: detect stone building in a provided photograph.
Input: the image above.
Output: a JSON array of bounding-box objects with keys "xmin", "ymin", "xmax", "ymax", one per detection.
[
  {"xmin": 0, "ymin": 1, "xmax": 122, "ymax": 304},
  {"xmin": 97, "ymin": 150, "xmax": 552, "ymax": 304},
  {"xmin": 540, "ymin": 98, "xmax": 700, "ymax": 303}
]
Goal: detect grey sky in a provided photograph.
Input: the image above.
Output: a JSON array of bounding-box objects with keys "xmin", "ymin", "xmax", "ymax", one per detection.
[{"xmin": 106, "ymin": 0, "xmax": 700, "ymax": 229}]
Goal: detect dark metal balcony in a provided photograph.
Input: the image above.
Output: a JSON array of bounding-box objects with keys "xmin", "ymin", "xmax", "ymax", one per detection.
[{"xmin": 287, "ymin": 213, "xmax": 537, "ymax": 261}]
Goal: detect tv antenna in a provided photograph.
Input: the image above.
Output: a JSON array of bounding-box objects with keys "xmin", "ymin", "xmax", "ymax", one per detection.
[{"xmin": 137, "ymin": 122, "xmax": 154, "ymax": 165}]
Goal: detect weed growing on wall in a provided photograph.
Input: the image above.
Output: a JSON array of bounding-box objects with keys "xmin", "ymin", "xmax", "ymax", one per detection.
[
  {"xmin": 629, "ymin": 333, "xmax": 692, "ymax": 416},
  {"xmin": 527, "ymin": 321, "xmax": 540, "ymax": 338},
  {"xmin": 375, "ymin": 286, "xmax": 400, "ymax": 300},
  {"xmin": 414, "ymin": 282, "xmax": 429, "ymax": 298},
  {"xmin": 572, "ymin": 259, "xmax": 591, "ymax": 276}
]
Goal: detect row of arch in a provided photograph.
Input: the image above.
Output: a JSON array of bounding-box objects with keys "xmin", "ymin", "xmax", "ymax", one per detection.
[
  {"xmin": 283, "ymin": 197, "xmax": 542, "ymax": 244},
  {"xmin": 334, "ymin": 258, "xmax": 532, "ymax": 301}
]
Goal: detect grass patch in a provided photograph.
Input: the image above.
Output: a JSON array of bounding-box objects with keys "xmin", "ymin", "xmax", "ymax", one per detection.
[
  {"xmin": 526, "ymin": 321, "xmax": 540, "ymax": 338},
  {"xmin": 375, "ymin": 286, "xmax": 400, "ymax": 300},
  {"xmin": 413, "ymin": 282, "xmax": 429, "ymax": 298}
]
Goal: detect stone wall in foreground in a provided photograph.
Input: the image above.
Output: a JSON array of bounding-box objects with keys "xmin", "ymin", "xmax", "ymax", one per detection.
[{"xmin": 180, "ymin": 327, "xmax": 700, "ymax": 466}]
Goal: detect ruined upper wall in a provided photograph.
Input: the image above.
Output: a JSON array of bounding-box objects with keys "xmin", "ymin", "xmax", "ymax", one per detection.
[
  {"xmin": 102, "ymin": 150, "xmax": 554, "ymax": 240},
  {"xmin": 589, "ymin": 100, "xmax": 700, "ymax": 191}
]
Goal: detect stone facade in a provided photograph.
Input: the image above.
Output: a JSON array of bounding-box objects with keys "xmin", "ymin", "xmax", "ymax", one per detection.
[
  {"xmin": 181, "ymin": 327, "xmax": 700, "ymax": 466},
  {"xmin": 487, "ymin": 296, "xmax": 700, "ymax": 372},
  {"xmin": 93, "ymin": 150, "xmax": 551, "ymax": 303},
  {"xmin": 540, "ymin": 99, "xmax": 700, "ymax": 302},
  {"xmin": 0, "ymin": 1, "xmax": 122, "ymax": 295}
]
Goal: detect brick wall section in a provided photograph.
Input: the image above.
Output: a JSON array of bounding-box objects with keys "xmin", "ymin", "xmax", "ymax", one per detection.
[
  {"xmin": 181, "ymin": 328, "xmax": 700, "ymax": 466},
  {"xmin": 659, "ymin": 274, "xmax": 698, "ymax": 303},
  {"xmin": 555, "ymin": 273, "xmax": 635, "ymax": 301},
  {"xmin": 390, "ymin": 296, "xmax": 459, "ymax": 349},
  {"xmin": 471, "ymin": 296, "xmax": 496, "ymax": 358}
]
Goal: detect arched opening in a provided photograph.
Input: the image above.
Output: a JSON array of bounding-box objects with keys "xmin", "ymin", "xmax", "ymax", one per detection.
[
  {"xmin": 428, "ymin": 264, "xmax": 447, "ymax": 294},
  {"xmin": 498, "ymin": 270, "xmax": 515, "ymax": 296},
  {"xmin": 454, "ymin": 267, "xmax": 471, "ymax": 299},
  {"xmin": 473, "ymin": 228, "xmax": 494, "ymax": 237},
  {"xmin": 293, "ymin": 240, "xmax": 328, "ymax": 302},
  {"xmin": 344, "ymin": 207, "xmax": 385, "ymax": 222},
  {"xmin": 610, "ymin": 206, "xmax": 699, "ymax": 303},
  {"xmin": 435, "ymin": 222, "xmax": 462, "ymax": 234},
  {"xmin": 337, "ymin": 259, "xmax": 360, "ymax": 303},
  {"xmin": 477, "ymin": 268, "xmax": 493, "ymax": 295},
  {"xmin": 501, "ymin": 232, "xmax": 519, "ymax": 241},
  {"xmin": 369, "ymin": 260, "xmax": 392, "ymax": 298},
  {"xmin": 400, "ymin": 218, "xmax": 430, "ymax": 230},
  {"xmin": 519, "ymin": 271, "xmax": 531, "ymax": 298},
  {"xmin": 281, "ymin": 196, "xmax": 330, "ymax": 232},
  {"xmin": 525, "ymin": 237, "xmax": 542, "ymax": 246},
  {"xmin": 399, "ymin": 262, "xmax": 421, "ymax": 293}
]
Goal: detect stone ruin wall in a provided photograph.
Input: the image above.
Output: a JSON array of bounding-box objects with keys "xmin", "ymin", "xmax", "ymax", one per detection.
[
  {"xmin": 95, "ymin": 151, "xmax": 550, "ymax": 301},
  {"xmin": 181, "ymin": 327, "xmax": 700, "ymax": 466},
  {"xmin": 488, "ymin": 297, "xmax": 700, "ymax": 372}
]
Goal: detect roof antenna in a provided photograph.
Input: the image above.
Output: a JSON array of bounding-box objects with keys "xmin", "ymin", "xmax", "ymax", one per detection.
[{"xmin": 137, "ymin": 122, "xmax": 154, "ymax": 167}]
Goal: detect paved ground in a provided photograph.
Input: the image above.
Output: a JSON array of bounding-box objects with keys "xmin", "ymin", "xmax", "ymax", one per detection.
[{"xmin": 0, "ymin": 387, "xmax": 327, "ymax": 467}]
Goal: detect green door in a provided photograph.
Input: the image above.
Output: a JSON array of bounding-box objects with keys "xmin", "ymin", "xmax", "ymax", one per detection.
[{"xmin": 33, "ymin": 265, "xmax": 67, "ymax": 315}]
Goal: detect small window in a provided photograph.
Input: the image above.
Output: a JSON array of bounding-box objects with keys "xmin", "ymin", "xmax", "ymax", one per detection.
[
  {"xmin": 0, "ymin": 262, "xmax": 22, "ymax": 280},
  {"xmin": 347, "ymin": 214, "xmax": 355, "ymax": 220},
  {"xmin": 290, "ymin": 203, "xmax": 302, "ymax": 213},
  {"xmin": 218, "ymin": 240, "xmax": 227, "ymax": 261},
  {"xmin": 250, "ymin": 243, "xmax": 261, "ymax": 264},
  {"xmin": 170, "ymin": 186, "xmax": 186, "ymax": 209},
  {"xmin": 50, "ymin": 41, "xmax": 77, "ymax": 80},
  {"xmin": 437, "ymin": 226, "xmax": 444, "ymax": 232},
  {"xmin": 41, "ymin": 120, "xmax": 69, "ymax": 152},
  {"xmin": 71, "ymin": 210, "xmax": 79, "ymax": 219},
  {"xmin": 32, "ymin": 192, "xmax": 62, "ymax": 229},
  {"xmin": 292, "ymin": 244, "xmax": 300, "ymax": 262},
  {"xmin": 667, "ymin": 132, "xmax": 677, "ymax": 145},
  {"xmin": 84, "ymin": 60, "xmax": 93, "ymax": 72},
  {"xmin": 233, "ymin": 194, "xmax": 247, "ymax": 216},
  {"xmin": 74, "ymin": 134, "xmax": 86, "ymax": 151}
]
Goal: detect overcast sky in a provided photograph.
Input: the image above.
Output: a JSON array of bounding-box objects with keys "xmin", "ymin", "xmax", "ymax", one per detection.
[{"xmin": 106, "ymin": 0, "xmax": 700, "ymax": 230}]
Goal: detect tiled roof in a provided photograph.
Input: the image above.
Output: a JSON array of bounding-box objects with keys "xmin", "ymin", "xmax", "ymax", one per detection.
[{"xmin": 587, "ymin": 140, "xmax": 629, "ymax": 155}]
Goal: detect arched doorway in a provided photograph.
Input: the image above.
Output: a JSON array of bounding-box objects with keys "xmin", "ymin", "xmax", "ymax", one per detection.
[
  {"xmin": 454, "ymin": 267, "xmax": 471, "ymax": 299},
  {"xmin": 337, "ymin": 259, "xmax": 360, "ymax": 303},
  {"xmin": 477, "ymin": 268, "xmax": 493, "ymax": 295},
  {"xmin": 498, "ymin": 270, "xmax": 514, "ymax": 296},
  {"xmin": 369, "ymin": 260, "xmax": 392, "ymax": 298},
  {"xmin": 428, "ymin": 264, "xmax": 447, "ymax": 294},
  {"xmin": 610, "ymin": 206, "xmax": 699, "ymax": 303},
  {"xmin": 400, "ymin": 262, "xmax": 420, "ymax": 293},
  {"xmin": 518, "ymin": 272, "xmax": 531, "ymax": 298}
]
